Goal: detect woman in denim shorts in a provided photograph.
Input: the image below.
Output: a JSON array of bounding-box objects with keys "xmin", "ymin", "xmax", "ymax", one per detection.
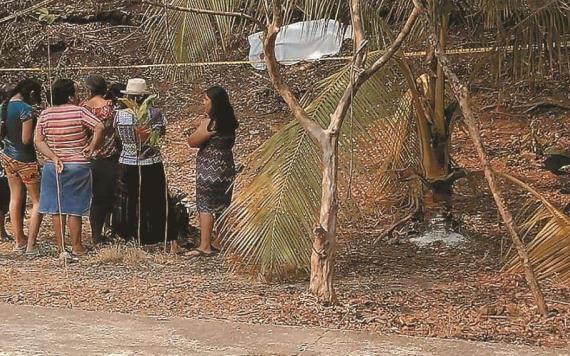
[{"xmin": 0, "ymin": 79, "xmax": 43, "ymax": 255}]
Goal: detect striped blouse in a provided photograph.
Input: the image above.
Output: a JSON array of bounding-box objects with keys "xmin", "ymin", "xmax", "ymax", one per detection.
[{"xmin": 36, "ymin": 104, "xmax": 102, "ymax": 164}]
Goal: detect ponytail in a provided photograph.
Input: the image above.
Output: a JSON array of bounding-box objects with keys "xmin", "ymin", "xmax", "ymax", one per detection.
[{"xmin": 1, "ymin": 97, "xmax": 8, "ymax": 123}]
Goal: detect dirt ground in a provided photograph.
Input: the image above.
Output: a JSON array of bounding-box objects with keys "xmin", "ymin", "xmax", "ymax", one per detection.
[
  {"xmin": 0, "ymin": 110, "xmax": 569, "ymax": 348},
  {"xmin": 1, "ymin": 0, "xmax": 569, "ymax": 350}
]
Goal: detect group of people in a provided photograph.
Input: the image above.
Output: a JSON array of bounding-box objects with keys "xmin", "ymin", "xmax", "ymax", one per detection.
[{"xmin": 0, "ymin": 75, "xmax": 238, "ymax": 258}]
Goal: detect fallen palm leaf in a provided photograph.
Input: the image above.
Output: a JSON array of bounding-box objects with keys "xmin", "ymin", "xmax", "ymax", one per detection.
[{"xmin": 497, "ymin": 172, "xmax": 570, "ymax": 286}]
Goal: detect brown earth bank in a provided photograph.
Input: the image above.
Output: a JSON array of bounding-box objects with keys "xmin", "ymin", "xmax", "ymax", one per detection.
[{"xmin": 1, "ymin": 0, "xmax": 569, "ymax": 350}]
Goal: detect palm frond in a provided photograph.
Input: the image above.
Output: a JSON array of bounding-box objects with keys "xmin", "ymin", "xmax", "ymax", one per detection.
[
  {"xmin": 143, "ymin": 0, "xmax": 246, "ymax": 79},
  {"xmin": 476, "ymin": 0, "xmax": 570, "ymax": 78},
  {"xmin": 217, "ymin": 51, "xmax": 420, "ymax": 280},
  {"xmin": 498, "ymin": 172, "xmax": 570, "ymax": 286}
]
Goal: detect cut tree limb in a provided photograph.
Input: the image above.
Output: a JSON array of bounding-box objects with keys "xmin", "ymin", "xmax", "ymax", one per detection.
[{"xmin": 426, "ymin": 27, "xmax": 548, "ymax": 316}]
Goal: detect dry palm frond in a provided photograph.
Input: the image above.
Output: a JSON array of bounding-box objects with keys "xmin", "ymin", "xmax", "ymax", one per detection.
[
  {"xmin": 217, "ymin": 51, "xmax": 420, "ymax": 280},
  {"xmin": 144, "ymin": 0, "xmax": 245, "ymax": 79},
  {"xmin": 91, "ymin": 244, "xmax": 150, "ymax": 267},
  {"xmin": 498, "ymin": 172, "xmax": 570, "ymax": 286},
  {"xmin": 477, "ymin": 0, "xmax": 570, "ymax": 78}
]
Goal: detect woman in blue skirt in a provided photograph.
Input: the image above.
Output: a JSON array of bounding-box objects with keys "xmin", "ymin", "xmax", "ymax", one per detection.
[{"xmin": 34, "ymin": 79, "xmax": 104, "ymax": 256}]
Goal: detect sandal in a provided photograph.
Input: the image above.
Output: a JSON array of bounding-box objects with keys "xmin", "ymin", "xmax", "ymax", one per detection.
[
  {"xmin": 185, "ymin": 249, "xmax": 217, "ymax": 257},
  {"xmin": 59, "ymin": 250, "xmax": 80, "ymax": 263},
  {"xmin": 12, "ymin": 244, "xmax": 27, "ymax": 254},
  {"xmin": 24, "ymin": 246, "xmax": 41, "ymax": 257}
]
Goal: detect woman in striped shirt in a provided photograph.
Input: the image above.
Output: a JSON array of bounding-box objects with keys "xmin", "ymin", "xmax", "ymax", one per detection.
[{"xmin": 34, "ymin": 79, "xmax": 104, "ymax": 256}]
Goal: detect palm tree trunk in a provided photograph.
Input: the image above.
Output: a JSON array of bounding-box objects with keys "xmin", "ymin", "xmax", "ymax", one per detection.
[
  {"xmin": 428, "ymin": 33, "xmax": 548, "ymax": 317},
  {"xmin": 309, "ymin": 135, "xmax": 338, "ymax": 303}
]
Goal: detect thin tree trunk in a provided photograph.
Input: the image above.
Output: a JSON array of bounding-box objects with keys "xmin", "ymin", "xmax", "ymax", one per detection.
[
  {"xmin": 428, "ymin": 32, "xmax": 549, "ymax": 317},
  {"xmin": 260, "ymin": 0, "xmax": 420, "ymax": 302},
  {"xmin": 309, "ymin": 136, "xmax": 338, "ymax": 303}
]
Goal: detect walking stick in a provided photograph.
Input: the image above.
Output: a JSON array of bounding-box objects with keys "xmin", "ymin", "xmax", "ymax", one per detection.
[
  {"xmin": 46, "ymin": 25, "xmax": 70, "ymax": 264},
  {"xmin": 163, "ymin": 165, "xmax": 169, "ymax": 252},
  {"xmin": 54, "ymin": 161, "xmax": 76, "ymax": 263}
]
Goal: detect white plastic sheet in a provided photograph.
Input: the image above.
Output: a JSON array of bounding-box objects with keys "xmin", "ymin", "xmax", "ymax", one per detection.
[{"xmin": 248, "ymin": 19, "xmax": 352, "ymax": 70}]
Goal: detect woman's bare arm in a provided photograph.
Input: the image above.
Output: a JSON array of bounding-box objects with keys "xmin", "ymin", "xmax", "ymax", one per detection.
[
  {"xmin": 21, "ymin": 119, "xmax": 34, "ymax": 145},
  {"xmin": 34, "ymin": 127, "xmax": 63, "ymax": 173},
  {"xmin": 188, "ymin": 118, "xmax": 215, "ymax": 148}
]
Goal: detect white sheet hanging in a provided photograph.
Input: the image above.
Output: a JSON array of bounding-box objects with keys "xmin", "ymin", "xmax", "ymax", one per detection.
[{"xmin": 248, "ymin": 19, "xmax": 353, "ymax": 70}]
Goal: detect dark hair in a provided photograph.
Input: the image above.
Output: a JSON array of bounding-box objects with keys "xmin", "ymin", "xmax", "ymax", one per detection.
[
  {"xmin": 85, "ymin": 75, "xmax": 107, "ymax": 97},
  {"xmin": 50, "ymin": 79, "xmax": 76, "ymax": 106},
  {"xmin": 105, "ymin": 82, "xmax": 126, "ymax": 101},
  {"xmin": 205, "ymin": 86, "xmax": 238, "ymax": 135},
  {"xmin": 1, "ymin": 78, "xmax": 42, "ymax": 123}
]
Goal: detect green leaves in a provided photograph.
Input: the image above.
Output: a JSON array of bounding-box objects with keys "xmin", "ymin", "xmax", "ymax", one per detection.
[
  {"xmin": 476, "ymin": 0, "xmax": 570, "ymax": 78},
  {"xmin": 118, "ymin": 95, "xmax": 163, "ymax": 148},
  {"xmin": 144, "ymin": 0, "xmax": 243, "ymax": 79},
  {"xmin": 37, "ymin": 7, "xmax": 56, "ymax": 24}
]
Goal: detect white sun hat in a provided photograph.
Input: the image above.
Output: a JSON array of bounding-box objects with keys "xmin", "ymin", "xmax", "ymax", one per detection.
[{"xmin": 121, "ymin": 78, "xmax": 151, "ymax": 95}]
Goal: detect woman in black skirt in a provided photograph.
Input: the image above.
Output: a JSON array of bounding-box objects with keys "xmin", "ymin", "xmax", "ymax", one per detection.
[
  {"xmin": 187, "ymin": 86, "xmax": 238, "ymax": 257},
  {"xmin": 112, "ymin": 78, "xmax": 177, "ymax": 246}
]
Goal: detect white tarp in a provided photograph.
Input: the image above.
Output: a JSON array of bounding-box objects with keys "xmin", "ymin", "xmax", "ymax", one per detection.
[{"xmin": 248, "ymin": 19, "xmax": 352, "ymax": 70}]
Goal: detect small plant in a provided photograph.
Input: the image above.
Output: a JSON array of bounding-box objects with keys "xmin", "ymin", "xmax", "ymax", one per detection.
[
  {"xmin": 119, "ymin": 95, "xmax": 163, "ymax": 148},
  {"xmin": 37, "ymin": 8, "xmax": 57, "ymax": 24}
]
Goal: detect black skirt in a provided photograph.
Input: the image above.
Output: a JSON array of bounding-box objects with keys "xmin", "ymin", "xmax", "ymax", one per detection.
[{"xmin": 113, "ymin": 162, "xmax": 178, "ymax": 245}]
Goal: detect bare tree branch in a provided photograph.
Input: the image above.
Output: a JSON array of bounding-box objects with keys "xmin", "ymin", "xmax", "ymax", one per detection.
[
  {"xmin": 360, "ymin": 6, "xmax": 422, "ymax": 83},
  {"xmin": 327, "ymin": 5, "xmax": 421, "ymax": 132},
  {"xmin": 137, "ymin": 0, "xmax": 265, "ymax": 28},
  {"xmin": 262, "ymin": 0, "xmax": 327, "ymax": 143}
]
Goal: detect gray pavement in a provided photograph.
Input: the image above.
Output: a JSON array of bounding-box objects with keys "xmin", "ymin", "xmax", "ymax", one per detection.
[{"xmin": 0, "ymin": 304, "xmax": 568, "ymax": 355}]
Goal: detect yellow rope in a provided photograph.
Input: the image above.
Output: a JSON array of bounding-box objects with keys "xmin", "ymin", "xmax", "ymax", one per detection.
[{"xmin": 2, "ymin": 44, "xmax": 559, "ymax": 73}]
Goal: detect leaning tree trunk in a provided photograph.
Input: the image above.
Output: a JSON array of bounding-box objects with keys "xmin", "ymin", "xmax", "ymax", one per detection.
[
  {"xmin": 428, "ymin": 31, "xmax": 549, "ymax": 317},
  {"xmin": 309, "ymin": 135, "xmax": 339, "ymax": 302}
]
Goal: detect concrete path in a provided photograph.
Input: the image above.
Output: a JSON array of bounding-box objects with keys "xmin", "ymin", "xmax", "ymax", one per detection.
[{"xmin": 0, "ymin": 304, "xmax": 567, "ymax": 355}]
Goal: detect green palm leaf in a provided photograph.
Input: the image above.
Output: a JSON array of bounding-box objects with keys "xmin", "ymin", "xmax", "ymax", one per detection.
[
  {"xmin": 217, "ymin": 51, "xmax": 421, "ymax": 280},
  {"xmin": 141, "ymin": 0, "xmax": 422, "ymax": 79}
]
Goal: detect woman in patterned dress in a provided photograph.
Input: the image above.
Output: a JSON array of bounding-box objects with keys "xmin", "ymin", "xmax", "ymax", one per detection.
[{"xmin": 187, "ymin": 86, "xmax": 238, "ymax": 257}]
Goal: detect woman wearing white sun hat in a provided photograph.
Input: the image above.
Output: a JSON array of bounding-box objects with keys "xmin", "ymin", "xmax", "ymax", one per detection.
[{"xmin": 112, "ymin": 78, "xmax": 178, "ymax": 246}]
